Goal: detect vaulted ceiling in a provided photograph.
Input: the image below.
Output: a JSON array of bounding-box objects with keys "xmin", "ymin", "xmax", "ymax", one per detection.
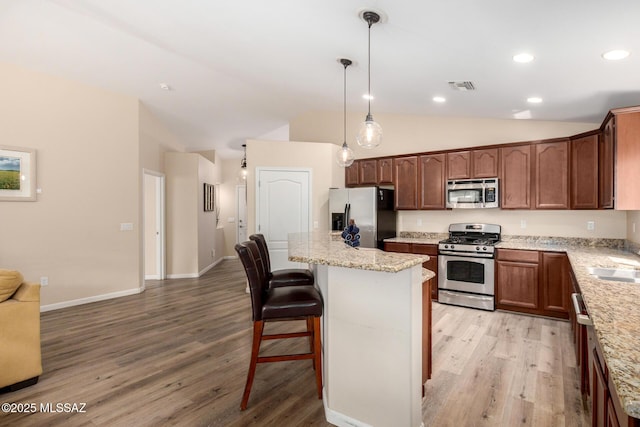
[{"xmin": 1, "ymin": 0, "xmax": 639, "ymax": 158}]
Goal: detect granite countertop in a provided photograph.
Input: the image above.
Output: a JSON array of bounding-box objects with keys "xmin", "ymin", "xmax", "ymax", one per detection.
[
  {"xmin": 288, "ymin": 233, "xmax": 428, "ymax": 273},
  {"xmin": 385, "ymin": 235, "xmax": 445, "ymax": 245},
  {"xmin": 388, "ymin": 232, "xmax": 640, "ymax": 418}
]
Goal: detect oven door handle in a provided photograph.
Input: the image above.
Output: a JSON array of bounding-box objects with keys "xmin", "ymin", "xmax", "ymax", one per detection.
[
  {"xmin": 571, "ymin": 293, "xmax": 593, "ymax": 326},
  {"xmin": 438, "ymin": 250, "xmax": 494, "ymax": 258}
]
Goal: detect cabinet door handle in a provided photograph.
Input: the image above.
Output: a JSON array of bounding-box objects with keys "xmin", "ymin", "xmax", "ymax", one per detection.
[{"xmin": 571, "ymin": 293, "xmax": 593, "ymax": 326}]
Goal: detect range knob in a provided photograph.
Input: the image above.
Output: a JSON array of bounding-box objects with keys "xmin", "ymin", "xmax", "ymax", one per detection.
[
  {"xmin": 444, "ymin": 244, "xmax": 449, "ymax": 249},
  {"xmin": 476, "ymin": 246, "xmax": 480, "ymax": 251},
  {"xmin": 450, "ymin": 245, "xmax": 455, "ymax": 249},
  {"xmin": 483, "ymin": 246, "xmax": 487, "ymax": 251}
]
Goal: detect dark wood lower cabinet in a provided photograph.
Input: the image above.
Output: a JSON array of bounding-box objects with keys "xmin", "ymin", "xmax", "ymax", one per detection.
[
  {"xmin": 591, "ymin": 316, "xmax": 640, "ymax": 427},
  {"xmin": 384, "ymin": 242, "xmax": 438, "ymax": 301},
  {"xmin": 540, "ymin": 252, "xmax": 571, "ymax": 318},
  {"xmin": 593, "ymin": 347, "xmax": 608, "ymax": 427},
  {"xmin": 383, "ymin": 241, "xmax": 435, "ymax": 393},
  {"xmin": 496, "ymin": 249, "xmax": 570, "ymax": 319},
  {"xmin": 496, "ymin": 249, "xmax": 540, "ymax": 313},
  {"xmin": 422, "ymin": 277, "xmax": 433, "ymax": 393}
]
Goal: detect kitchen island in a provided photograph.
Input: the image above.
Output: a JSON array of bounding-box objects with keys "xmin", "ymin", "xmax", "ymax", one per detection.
[{"xmin": 288, "ymin": 233, "xmax": 431, "ymax": 427}]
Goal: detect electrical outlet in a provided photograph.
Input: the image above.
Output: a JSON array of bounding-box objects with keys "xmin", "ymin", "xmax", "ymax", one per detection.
[
  {"xmin": 587, "ymin": 221, "xmax": 595, "ymax": 231},
  {"xmin": 211, "ymin": 249, "xmax": 216, "ymax": 258},
  {"xmin": 520, "ymin": 219, "xmax": 527, "ymax": 229},
  {"xmin": 40, "ymin": 276, "xmax": 49, "ymax": 286},
  {"xmin": 417, "ymin": 218, "xmax": 423, "ymax": 226},
  {"xmin": 633, "ymin": 223, "xmax": 636, "ymax": 233}
]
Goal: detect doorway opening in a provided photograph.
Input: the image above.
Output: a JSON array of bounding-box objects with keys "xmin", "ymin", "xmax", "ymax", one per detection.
[{"xmin": 143, "ymin": 170, "xmax": 166, "ymax": 282}]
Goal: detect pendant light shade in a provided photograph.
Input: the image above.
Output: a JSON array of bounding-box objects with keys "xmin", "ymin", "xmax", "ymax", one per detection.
[
  {"xmin": 356, "ymin": 11, "xmax": 382, "ymax": 149},
  {"xmin": 240, "ymin": 143, "xmax": 248, "ymax": 179},
  {"xmin": 336, "ymin": 58, "xmax": 355, "ymax": 167}
]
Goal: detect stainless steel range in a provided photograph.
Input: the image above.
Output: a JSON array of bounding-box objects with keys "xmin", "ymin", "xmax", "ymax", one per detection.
[{"xmin": 438, "ymin": 223, "xmax": 501, "ymax": 311}]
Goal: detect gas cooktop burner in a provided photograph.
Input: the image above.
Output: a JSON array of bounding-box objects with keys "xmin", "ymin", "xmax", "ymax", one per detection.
[
  {"xmin": 440, "ymin": 237, "xmax": 496, "ymax": 246},
  {"xmin": 438, "ymin": 223, "xmax": 502, "ymax": 256}
]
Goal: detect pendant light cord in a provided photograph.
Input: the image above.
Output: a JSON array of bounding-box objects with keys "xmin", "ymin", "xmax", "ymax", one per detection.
[
  {"xmin": 343, "ymin": 61, "xmax": 347, "ymax": 143},
  {"xmin": 367, "ymin": 18, "xmax": 372, "ymax": 116}
]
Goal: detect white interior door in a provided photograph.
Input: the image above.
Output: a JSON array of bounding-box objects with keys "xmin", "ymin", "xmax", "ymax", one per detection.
[
  {"xmin": 257, "ymin": 168, "xmax": 311, "ymax": 270},
  {"xmin": 143, "ymin": 170, "xmax": 165, "ymax": 281},
  {"xmin": 236, "ymin": 184, "xmax": 247, "ymax": 243}
]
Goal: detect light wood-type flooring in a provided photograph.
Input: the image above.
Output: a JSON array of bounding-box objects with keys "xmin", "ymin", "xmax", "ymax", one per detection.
[{"xmin": 0, "ymin": 259, "xmax": 590, "ymax": 426}]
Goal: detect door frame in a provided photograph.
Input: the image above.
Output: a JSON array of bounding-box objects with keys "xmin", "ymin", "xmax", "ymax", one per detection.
[
  {"xmin": 143, "ymin": 169, "xmax": 166, "ymax": 283},
  {"xmin": 236, "ymin": 184, "xmax": 247, "ymax": 244},
  {"xmin": 255, "ymin": 167, "xmax": 312, "ymax": 268}
]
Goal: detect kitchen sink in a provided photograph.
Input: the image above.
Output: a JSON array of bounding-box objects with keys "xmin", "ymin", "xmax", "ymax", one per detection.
[{"xmin": 587, "ymin": 267, "xmax": 640, "ymax": 283}]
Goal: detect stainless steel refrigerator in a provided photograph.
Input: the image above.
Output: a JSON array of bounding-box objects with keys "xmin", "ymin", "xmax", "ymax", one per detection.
[{"xmin": 329, "ymin": 187, "xmax": 396, "ymax": 249}]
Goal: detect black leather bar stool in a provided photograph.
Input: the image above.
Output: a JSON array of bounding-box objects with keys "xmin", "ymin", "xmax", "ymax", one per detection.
[
  {"xmin": 249, "ymin": 234, "xmax": 314, "ymax": 288},
  {"xmin": 235, "ymin": 240, "xmax": 323, "ymax": 411}
]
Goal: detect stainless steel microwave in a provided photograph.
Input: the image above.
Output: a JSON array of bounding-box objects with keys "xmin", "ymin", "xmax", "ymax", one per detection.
[{"xmin": 446, "ymin": 178, "xmax": 499, "ymax": 209}]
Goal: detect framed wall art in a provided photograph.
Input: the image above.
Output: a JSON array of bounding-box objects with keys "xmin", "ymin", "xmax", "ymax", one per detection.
[
  {"xmin": 204, "ymin": 182, "xmax": 215, "ymax": 212},
  {"xmin": 0, "ymin": 145, "xmax": 37, "ymax": 201}
]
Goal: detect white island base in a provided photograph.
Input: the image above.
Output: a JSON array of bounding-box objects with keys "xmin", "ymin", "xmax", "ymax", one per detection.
[{"xmin": 314, "ymin": 263, "xmax": 424, "ymax": 427}]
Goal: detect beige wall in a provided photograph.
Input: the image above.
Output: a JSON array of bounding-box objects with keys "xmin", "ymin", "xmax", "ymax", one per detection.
[
  {"xmin": 627, "ymin": 211, "xmax": 640, "ymax": 243},
  {"xmin": 165, "ymin": 152, "xmax": 223, "ymax": 276},
  {"xmin": 139, "ymin": 103, "xmax": 185, "ymax": 172},
  {"xmin": 245, "ymin": 139, "xmax": 341, "ymax": 239},
  {"xmin": 290, "ymin": 111, "xmax": 599, "ymax": 158},
  {"xmin": 289, "ymin": 110, "xmax": 632, "ymax": 239},
  {"xmin": 0, "ymin": 62, "xmax": 141, "ymax": 308}
]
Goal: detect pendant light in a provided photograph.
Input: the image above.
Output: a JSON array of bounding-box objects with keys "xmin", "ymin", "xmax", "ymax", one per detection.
[
  {"xmin": 240, "ymin": 143, "xmax": 247, "ymax": 179},
  {"xmin": 336, "ymin": 58, "xmax": 355, "ymax": 167},
  {"xmin": 356, "ymin": 11, "xmax": 382, "ymax": 149}
]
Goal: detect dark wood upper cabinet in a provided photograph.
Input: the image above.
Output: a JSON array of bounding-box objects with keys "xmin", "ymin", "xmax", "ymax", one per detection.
[
  {"xmin": 600, "ymin": 121, "xmax": 614, "ymax": 209},
  {"xmin": 345, "ymin": 161, "xmax": 359, "ymax": 187},
  {"xmin": 359, "ymin": 159, "xmax": 378, "ymax": 185},
  {"xmin": 419, "ymin": 153, "xmax": 447, "ymax": 210},
  {"xmin": 446, "ymin": 151, "xmax": 471, "ymax": 179},
  {"xmin": 534, "ymin": 140, "xmax": 570, "ymax": 209},
  {"xmin": 610, "ymin": 109, "xmax": 640, "ymax": 210},
  {"xmin": 447, "ymin": 148, "xmax": 499, "ymax": 180},
  {"xmin": 394, "ymin": 156, "xmax": 418, "ymax": 210},
  {"xmin": 500, "ymin": 145, "xmax": 532, "ymax": 209},
  {"xmin": 472, "ymin": 148, "xmax": 500, "ymax": 178},
  {"xmin": 571, "ymin": 134, "xmax": 599, "ymax": 209},
  {"xmin": 378, "ymin": 157, "xmax": 394, "ymax": 184}
]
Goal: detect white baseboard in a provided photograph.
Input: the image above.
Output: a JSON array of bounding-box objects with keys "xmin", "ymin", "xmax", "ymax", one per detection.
[
  {"xmin": 166, "ymin": 273, "xmax": 200, "ymax": 279},
  {"xmin": 167, "ymin": 257, "xmax": 228, "ymax": 280},
  {"xmin": 40, "ymin": 287, "xmax": 142, "ymax": 312},
  {"xmin": 145, "ymin": 274, "xmax": 161, "ymax": 280},
  {"xmin": 323, "ymin": 388, "xmax": 373, "ymax": 427},
  {"xmin": 199, "ymin": 257, "xmax": 224, "ymax": 276}
]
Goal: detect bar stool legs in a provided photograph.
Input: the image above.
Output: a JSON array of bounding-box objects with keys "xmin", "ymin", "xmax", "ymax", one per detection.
[{"xmin": 240, "ymin": 316, "xmax": 323, "ymax": 411}]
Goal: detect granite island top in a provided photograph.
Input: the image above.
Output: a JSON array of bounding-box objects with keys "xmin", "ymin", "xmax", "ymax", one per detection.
[
  {"xmin": 288, "ymin": 233, "xmax": 428, "ymax": 273},
  {"xmin": 387, "ymin": 233, "xmax": 640, "ymax": 419}
]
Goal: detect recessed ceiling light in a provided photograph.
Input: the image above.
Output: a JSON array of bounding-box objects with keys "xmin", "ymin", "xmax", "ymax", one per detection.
[
  {"xmin": 513, "ymin": 53, "xmax": 535, "ymax": 63},
  {"xmin": 362, "ymin": 93, "xmax": 374, "ymax": 100},
  {"xmin": 159, "ymin": 83, "xmax": 171, "ymax": 91},
  {"xmin": 602, "ymin": 49, "xmax": 630, "ymax": 61},
  {"xmin": 527, "ymin": 97, "xmax": 543, "ymax": 104},
  {"xmin": 433, "ymin": 96, "xmax": 446, "ymax": 103}
]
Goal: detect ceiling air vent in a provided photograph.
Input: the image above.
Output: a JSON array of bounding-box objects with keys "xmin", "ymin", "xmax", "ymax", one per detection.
[{"xmin": 448, "ymin": 81, "xmax": 476, "ymax": 91}]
